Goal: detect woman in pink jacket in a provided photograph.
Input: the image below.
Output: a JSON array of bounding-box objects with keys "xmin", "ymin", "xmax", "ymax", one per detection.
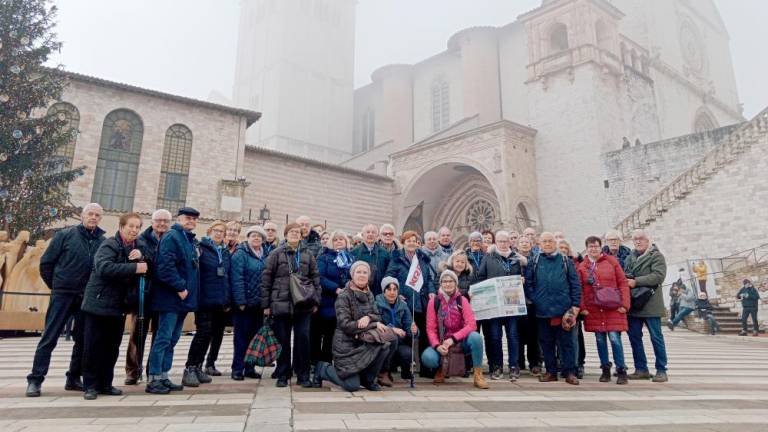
[{"xmin": 422, "ymin": 270, "xmax": 489, "ymax": 389}]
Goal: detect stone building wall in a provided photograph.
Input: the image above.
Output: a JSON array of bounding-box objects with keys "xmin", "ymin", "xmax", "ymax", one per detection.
[
  {"xmin": 242, "ymin": 147, "xmax": 394, "ymax": 235},
  {"xmin": 715, "ymin": 263, "xmax": 768, "ymax": 328},
  {"xmin": 604, "ymin": 124, "xmax": 742, "ymax": 225}
]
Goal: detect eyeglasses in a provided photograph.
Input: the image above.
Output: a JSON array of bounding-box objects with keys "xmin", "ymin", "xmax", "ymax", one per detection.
[
  {"xmin": 211, "ymin": 229, "xmax": 225, "ymax": 234},
  {"xmin": 381, "ymin": 232, "xmax": 394, "ymax": 236},
  {"xmin": 265, "ymin": 228, "xmax": 277, "ymax": 232},
  {"xmin": 153, "ymin": 219, "xmax": 171, "ymax": 224},
  {"xmin": 440, "ymin": 280, "xmax": 456, "ymax": 285}
]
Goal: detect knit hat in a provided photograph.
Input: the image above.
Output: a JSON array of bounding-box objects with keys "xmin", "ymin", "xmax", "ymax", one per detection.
[
  {"xmin": 468, "ymin": 231, "xmax": 483, "ymax": 241},
  {"xmin": 743, "ymin": 279, "xmax": 752, "ymax": 285},
  {"xmin": 349, "ymin": 260, "xmax": 371, "ymax": 277},
  {"xmin": 245, "ymin": 225, "xmax": 267, "ymax": 240},
  {"xmin": 440, "ymin": 269, "xmax": 459, "ymax": 285},
  {"xmin": 381, "ymin": 276, "xmax": 400, "ymax": 292}
]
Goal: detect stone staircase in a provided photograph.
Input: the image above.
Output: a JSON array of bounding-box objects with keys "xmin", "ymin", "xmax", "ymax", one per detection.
[
  {"xmin": 615, "ymin": 107, "xmax": 768, "ymax": 237},
  {"xmin": 682, "ymin": 305, "xmax": 748, "ymax": 335}
]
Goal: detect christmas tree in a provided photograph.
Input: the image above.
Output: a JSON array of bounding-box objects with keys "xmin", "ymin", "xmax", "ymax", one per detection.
[{"xmin": 0, "ymin": 0, "xmax": 84, "ymax": 238}]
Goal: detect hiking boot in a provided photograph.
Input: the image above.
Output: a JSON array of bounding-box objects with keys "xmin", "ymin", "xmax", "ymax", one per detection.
[
  {"xmin": 652, "ymin": 371, "xmax": 669, "ymax": 383},
  {"xmin": 124, "ymin": 377, "xmax": 138, "ymax": 385},
  {"xmin": 182, "ymin": 367, "xmax": 200, "ymax": 387},
  {"xmin": 490, "ymin": 366, "xmax": 503, "ymax": 380},
  {"xmin": 538, "ymin": 372, "xmax": 558, "ymax": 382},
  {"xmin": 628, "ymin": 370, "xmax": 652, "ymax": 380},
  {"xmin": 473, "ymin": 367, "xmax": 489, "ymax": 389},
  {"xmin": 616, "ymin": 367, "xmax": 628, "ymax": 385},
  {"xmin": 565, "ymin": 374, "xmax": 580, "ymax": 385},
  {"xmin": 25, "ymin": 382, "xmax": 41, "ymax": 397},
  {"xmin": 205, "ymin": 365, "xmax": 222, "ymax": 376},
  {"xmin": 433, "ymin": 368, "xmax": 446, "ymax": 384},
  {"xmin": 377, "ymin": 372, "xmax": 393, "ymax": 387},
  {"xmin": 145, "ymin": 380, "xmax": 171, "ymax": 394},
  {"xmin": 195, "ymin": 367, "xmax": 212, "ymax": 384},
  {"xmin": 161, "ymin": 379, "xmax": 184, "ymax": 391},
  {"xmin": 599, "ymin": 363, "xmax": 613, "ymax": 383},
  {"xmin": 83, "ymin": 389, "xmax": 98, "ymax": 400},
  {"xmin": 509, "ymin": 367, "xmax": 520, "ymax": 382},
  {"xmin": 65, "ymin": 376, "xmax": 83, "ymax": 391}
]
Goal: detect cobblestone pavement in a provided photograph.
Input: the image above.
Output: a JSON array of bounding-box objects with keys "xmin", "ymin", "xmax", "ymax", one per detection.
[{"xmin": 0, "ymin": 329, "xmax": 767, "ymax": 431}]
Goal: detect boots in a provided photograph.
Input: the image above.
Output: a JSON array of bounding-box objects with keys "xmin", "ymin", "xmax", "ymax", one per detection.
[
  {"xmin": 377, "ymin": 372, "xmax": 393, "ymax": 387},
  {"xmin": 473, "ymin": 367, "xmax": 489, "ymax": 389},
  {"xmin": 433, "ymin": 368, "xmax": 445, "ymax": 384},
  {"xmin": 195, "ymin": 366, "xmax": 212, "ymax": 384},
  {"xmin": 616, "ymin": 367, "xmax": 628, "ymax": 385},
  {"xmin": 182, "ymin": 366, "xmax": 200, "ymax": 387},
  {"xmin": 599, "ymin": 363, "xmax": 612, "ymax": 383}
]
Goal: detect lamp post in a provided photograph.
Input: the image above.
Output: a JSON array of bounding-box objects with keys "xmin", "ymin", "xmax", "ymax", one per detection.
[{"xmin": 259, "ymin": 204, "xmax": 271, "ymax": 225}]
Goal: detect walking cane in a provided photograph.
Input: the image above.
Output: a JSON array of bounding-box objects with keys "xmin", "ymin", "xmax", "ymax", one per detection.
[
  {"xmin": 136, "ymin": 276, "xmax": 146, "ymax": 382},
  {"xmin": 410, "ymin": 293, "xmax": 416, "ymax": 389}
]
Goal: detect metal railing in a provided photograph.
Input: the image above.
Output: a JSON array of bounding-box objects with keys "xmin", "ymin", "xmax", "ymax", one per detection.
[{"xmin": 615, "ymin": 107, "xmax": 768, "ymax": 237}]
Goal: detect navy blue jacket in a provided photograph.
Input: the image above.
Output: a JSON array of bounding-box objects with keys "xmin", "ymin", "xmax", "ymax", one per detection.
[
  {"xmin": 230, "ymin": 242, "xmax": 267, "ymax": 308},
  {"xmin": 317, "ymin": 247, "xmax": 353, "ymax": 318},
  {"xmin": 385, "ymin": 249, "xmax": 436, "ymax": 314},
  {"xmin": 602, "ymin": 245, "xmax": 632, "ymax": 270},
  {"xmin": 351, "ymin": 242, "xmax": 390, "ymax": 296},
  {"xmin": 524, "ymin": 252, "xmax": 581, "ymax": 318},
  {"xmin": 737, "ymin": 285, "xmax": 760, "ymax": 309},
  {"xmin": 375, "ymin": 293, "xmax": 417, "ymax": 340},
  {"xmin": 39, "ymin": 224, "xmax": 105, "ymax": 294},
  {"xmin": 151, "ymin": 223, "xmax": 200, "ymax": 313},
  {"xmin": 198, "ymin": 237, "xmax": 231, "ymax": 309}
]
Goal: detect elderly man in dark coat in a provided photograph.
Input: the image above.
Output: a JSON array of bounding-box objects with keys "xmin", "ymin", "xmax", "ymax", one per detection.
[{"xmin": 313, "ymin": 261, "xmax": 394, "ymax": 392}]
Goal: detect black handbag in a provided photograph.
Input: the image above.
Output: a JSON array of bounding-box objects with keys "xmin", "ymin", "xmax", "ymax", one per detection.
[
  {"xmin": 287, "ymin": 251, "xmax": 317, "ymax": 307},
  {"xmin": 630, "ymin": 287, "xmax": 655, "ymax": 311}
]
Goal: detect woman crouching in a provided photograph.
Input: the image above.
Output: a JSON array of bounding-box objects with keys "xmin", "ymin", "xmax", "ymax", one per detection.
[
  {"xmin": 313, "ymin": 261, "xmax": 395, "ymax": 391},
  {"xmin": 422, "ymin": 270, "xmax": 489, "ymax": 389}
]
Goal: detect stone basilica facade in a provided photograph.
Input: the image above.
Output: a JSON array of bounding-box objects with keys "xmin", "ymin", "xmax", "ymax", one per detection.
[{"xmin": 53, "ymin": 0, "xmax": 768, "ymax": 266}]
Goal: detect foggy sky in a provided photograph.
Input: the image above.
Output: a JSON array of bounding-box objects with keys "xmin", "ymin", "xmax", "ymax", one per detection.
[{"xmin": 49, "ymin": 0, "xmax": 767, "ymax": 117}]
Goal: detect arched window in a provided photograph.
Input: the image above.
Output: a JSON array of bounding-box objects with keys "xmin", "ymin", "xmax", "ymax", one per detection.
[
  {"xmin": 91, "ymin": 109, "xmax": 144, "ymax": 211},
  {"xmin": 694, "ymin": 109, "xmax": 718, "ymax": 133},
  {"xmin": 431, "ymin": 78, "xmax": 450, "ymax": 133},
  {"xmin": 595, "ymin": 20, "xmax": 610, "ymax": 51},
  {"xmin": 157, "ymin": 124, "xmax": 193, "ymax": 211},
  {"xmin": 515, "ymin": 203, "xmax": 536, "ymax": 232},
  {"xmin": 550, "ymin": 23, "xmax": 569, "ymax": 53},
  {"xmin": 47, "ymin": 102, "xmax": 80, "ymax": 170}
]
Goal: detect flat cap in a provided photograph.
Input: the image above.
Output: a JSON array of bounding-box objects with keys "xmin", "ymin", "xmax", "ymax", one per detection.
[{"xmin": 177, "ymin": 207, "xmax": 200, "ymax": 217}]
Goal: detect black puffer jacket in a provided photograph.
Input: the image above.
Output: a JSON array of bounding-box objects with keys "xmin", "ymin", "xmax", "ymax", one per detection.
[
  {"xmin": 475, "ymin": 248, "xmax": 525, "ymax": 281},
  {"xmin": 81, "ymin": 233, "xmax": 148, "ymax": 316},
  {"xmin": 332, "ymin": 283, "xmax": 386, "ymax": 379},
  {"xmin": 40, "ymin": 224, "xmax": 106, "ymax": 294},
  {"xmin": 261, "ymin": 244, "xmax": 321, "ymax": 316}
]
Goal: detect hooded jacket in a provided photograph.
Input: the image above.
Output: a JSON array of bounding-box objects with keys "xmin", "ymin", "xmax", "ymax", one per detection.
[
  {"xmin": 230, "ymin": 241, "xmax": 266, "ymax": 308},
  {"xmin": 577, "ymin": 254, "xmax": 630, "ymax": 333}
]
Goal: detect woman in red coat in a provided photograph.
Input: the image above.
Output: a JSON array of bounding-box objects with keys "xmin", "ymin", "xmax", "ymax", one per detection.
[{"xmin": 578, "ymin": 236, "xmax": 630, "ymax": 385}]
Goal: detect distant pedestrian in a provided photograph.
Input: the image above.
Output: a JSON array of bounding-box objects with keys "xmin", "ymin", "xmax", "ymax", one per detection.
[{"xmin": 737, "ymin": 279, "xmax": 760, "ymax": 336}]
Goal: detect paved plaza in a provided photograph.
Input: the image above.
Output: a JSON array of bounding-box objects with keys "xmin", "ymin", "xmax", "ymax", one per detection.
[{"xmin": 0, "ymin": 330, "xmax": 767, "ymax": 432}]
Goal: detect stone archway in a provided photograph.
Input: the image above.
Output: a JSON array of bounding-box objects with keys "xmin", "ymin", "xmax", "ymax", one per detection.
[{"xmin": 399, "ymin": 162, "xmax": 502, "ymax": 246}]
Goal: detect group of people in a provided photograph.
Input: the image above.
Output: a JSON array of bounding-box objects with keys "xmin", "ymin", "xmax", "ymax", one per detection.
[{"xmin": 25, "ymin": 202, "xmax": 674, "ymax": 398}]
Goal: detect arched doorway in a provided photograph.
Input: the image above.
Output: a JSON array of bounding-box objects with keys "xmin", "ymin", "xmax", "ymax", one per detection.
[{"xmin": 400, "ymin": 162, "xmax": 502, "ymax": 248}]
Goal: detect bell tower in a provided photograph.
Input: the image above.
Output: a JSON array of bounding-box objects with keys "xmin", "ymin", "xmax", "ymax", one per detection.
[{"xmin": 233, "ymin": 0, "xmax": 356, "ymax": 162}]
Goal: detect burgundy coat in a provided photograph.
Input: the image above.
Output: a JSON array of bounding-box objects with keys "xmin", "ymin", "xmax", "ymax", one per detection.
[{"xmin": 578, "ymin": 254, "xmax": 630, "ymax": 333}]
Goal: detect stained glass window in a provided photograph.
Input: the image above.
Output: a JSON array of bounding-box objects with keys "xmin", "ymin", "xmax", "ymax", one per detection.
[
  {"xmin": 156, "ymin": 124, "xmax": 193, "ymax": 212},
  {"xmin": 91, "ymin": 109, "xmax": 144, "ymax": 211}
]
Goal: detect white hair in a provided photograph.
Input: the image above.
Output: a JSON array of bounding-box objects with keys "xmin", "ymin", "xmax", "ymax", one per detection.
[
  {"xmin": 495, "ymin": 230, "xmax": 510, "ymax": 240},
  {"xmin": 379, "ymin": 223, "xmax": 395, "ymax": 233},
  {"xmin": 424, "ymin": 231, "xmax": 438, "ymax": 240},
  {"xmin": 328, "ymin": 230, "xmax": 349, "ymax": 249},
  {"xmin": 604, "ymin": 229, "xmax": 623, "ymax": 241},
  {"xmin": 438, "ymin": 226, "xmax": 452, "ymax": 235},
  {"xmin": 81, "ymin": 203, "xmax": 103, "ymax": 216},
  {"xmin": 631, "ymin": 229, "xmax": 650, "ymax": 241},
  {"xmin": 361, "ymin": 224, "xmax": 378, "ymax": 233},
  {"xmin": 151, "ymin": 209, "xmax": 172, "ymax": 221}
]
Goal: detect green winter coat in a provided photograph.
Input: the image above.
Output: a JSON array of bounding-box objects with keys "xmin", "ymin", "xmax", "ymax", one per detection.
[{"xmin": 624, "ymin": 244, "xmax": 667, "ymax": 318}]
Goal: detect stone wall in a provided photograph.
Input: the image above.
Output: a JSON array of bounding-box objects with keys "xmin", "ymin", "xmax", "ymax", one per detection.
[
  {"xmin": 638, "ymin": 129, "xmax": 768, "ymax": 268},
  {"xmin": 603, "ymin": 124, "xmax": 742, "ymax": 225},
  {"xmin": 715, "ymin": 262, "xmax": 768, "ymax": 328},
  {"xmin": 242, "ymin": 147, "xmax": 394, "ymax": 235}
]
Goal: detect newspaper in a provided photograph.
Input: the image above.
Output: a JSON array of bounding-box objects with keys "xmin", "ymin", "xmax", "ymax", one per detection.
[{"xmin": 468, "ymin": 275, "xmax": 527, "ymax": 320}]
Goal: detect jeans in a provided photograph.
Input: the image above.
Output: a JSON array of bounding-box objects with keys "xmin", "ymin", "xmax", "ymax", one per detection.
[
  {"xmin": 310, "ymin": 314, "xmax": 336, "ymax": 366},
  {"xmin": 82, "ymin": 312, "xmax": 124, "ymax": 391},
  {"xmin": 382, "ymin": 338, "xmax": 413, "ymax": 374},
  {"xmin": 670, "ymin": 303, "xmax": 680, "ymax": 322},
  {"xmin": 627, "ymin": 316, "xmax": 668, "ymax": 373},
  {"xmin": 273, "ymin": 312, "xmax": 312, "ymax": 380},
  {"xmin": 231, "ymin": 306, "xmax": 263, "ymax": 375},
  {"xmin": 125, "ymin": 311, "xmax": 157, "ymax": 380},
  {"xmin": 670, "ymin": 307, "xmax": 694, "ymax": 326},
  {"xmin": 594, "ymin": 331, "xmax": 626, "ymax": 369},
  {"xmin": 421, "ymin": 332, "xmax": 484, "ymax": 369},
  {"xmin": 482, "ymin": 317, "xmax": 519, "ymax": 369},
  {"xmin": 317, "ymin": 343, "xmax": 392, "ymax": 392},
  {"xmin": 148, "ymin": 311, "xmax": 187, "ymax": 377},
  {"xmin": 28, "ymin": 293, "xmax": 84, "ymax": 384},
  {"xmin": 517, "ymin": 305, "xmax": 542, "ymax": 369},
  {"xmin": 206, "ymin": 309, "xmax": 230, "ymax": 368},
  {"xmin": 742, "ymin": 308, "xmax": 759, "ymax": 333},
  {"xmin": 537, "ymin": 318, "xmax": 577, "ymax": 376}
]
